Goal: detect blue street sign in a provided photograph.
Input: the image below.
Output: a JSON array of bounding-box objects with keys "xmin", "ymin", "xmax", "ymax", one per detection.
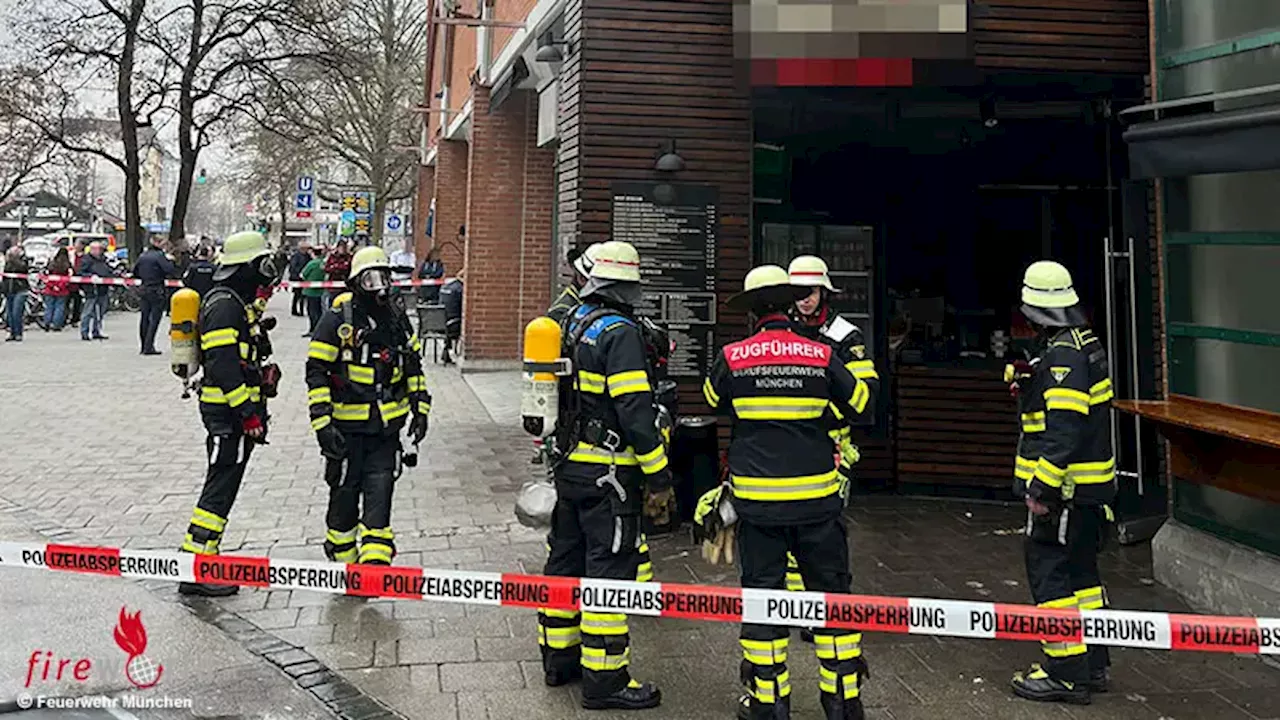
[
  {"xmin": 386, "ymin": 214, "xmax": 402, "ymax": 232},
  {"xmin": 295, "ymin": 193, "xmax": 314, "ymax": 211},
  {"xmin": 297, "ymin": 176, "xmax": 314, "ymax": 193}
]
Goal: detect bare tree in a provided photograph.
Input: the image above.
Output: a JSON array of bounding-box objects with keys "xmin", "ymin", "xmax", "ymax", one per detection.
[
  {"xmin": 0, "ymin": 71, "xmax": 60, "ymax": 206},
  {"xmin": 141, "ymin": 0, "xmax": 325, "ymax": 245},
  {"xmin": 233, "ymin": 125, "xmax": 326, "ymax": 242},
  {"xmin": 265, "ymin": 0, "xmax": 426, "ymax": 243},
  {"xmin": 12, "ymin": 0, "xmax": 172, "ymax": 257}
]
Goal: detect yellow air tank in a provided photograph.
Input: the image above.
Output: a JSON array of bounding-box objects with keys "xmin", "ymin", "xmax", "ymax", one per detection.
[
  {"xmin": 521, "ymin": 316, "xmax": 564, "ymax": 437},
  {"xmin": 169, "ymin": 288, "xmax": 202, "ymax": 381}
]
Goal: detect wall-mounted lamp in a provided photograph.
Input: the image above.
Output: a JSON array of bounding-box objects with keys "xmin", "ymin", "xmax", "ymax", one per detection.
[
  {"xmin": 534, "ymin": 38, "xmax": 570, "ymax": 64},
  {"xmin": 654, "ymin": 140, "xmax": 685, "ymax": 172}
]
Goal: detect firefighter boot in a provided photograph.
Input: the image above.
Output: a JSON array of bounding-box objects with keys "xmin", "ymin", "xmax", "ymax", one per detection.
[
  {"xmin": 177, "ymin": 581, "xmax": 239, "ymax": 597},
  {"xmin": 1011, "ymin": 664, "xmax": 1090, "ymax": 705},
  {"xmin": 737, "ymin": 692, "xmax": 791, "ymax": 720},
  {"xmin": 820, "ymin": 693, "xmax": 866, "ymax": 720},
  {"xmin": 580, "ymin": 679, "xmax": 661, "ymax": 711},
  {"xmin": 1089, "ymin": 667, "xmax": 1110, "ymax": 693}
]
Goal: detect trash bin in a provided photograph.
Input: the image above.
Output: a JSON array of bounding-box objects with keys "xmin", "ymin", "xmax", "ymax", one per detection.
[{"xmin": 672, "ymin": 415, "xmax": 719, "ymax": 526}]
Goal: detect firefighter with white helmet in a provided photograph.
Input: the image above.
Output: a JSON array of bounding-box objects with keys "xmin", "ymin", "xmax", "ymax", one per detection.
[
  {"xmin": 537, "ymin": 240, "xmax": 669, "ymax": 710},
  {"xmin": 305, "ymin": 246, "xmax": 431, "ymax": 565},
  {"xmin": 175, "ymin": 230, "xmax": 281, "ymax": 596},
  {"xmin": 1010, "ymin": 260, "xmax": 1116, "ymax": 704}
]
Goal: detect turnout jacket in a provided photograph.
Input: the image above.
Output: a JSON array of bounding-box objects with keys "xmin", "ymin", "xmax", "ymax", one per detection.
[
  {"xmin": 556, "ymin": 301, "xmax": 669, "ymax": 486},
  {"xmin": 547, "ymin": 284, "xmax": 581, "ymax": 326},
  {"xmin": 306, "ymin": 301, "xmax": 430, "ymax": 436},
  {"xmin": 796, "ymin": 310, "xmax": 879, "ymax": 437},
  {"xmin": 703, "ymin": 316, "xmax": 871, "ymax": 525},
  {"xmin": 198, "ymin": 287, "xmax": 271, "ymax": 433},
  {"xmin": 1014, "ymin": 326, "xmax": 1116, "ymax": 506}
]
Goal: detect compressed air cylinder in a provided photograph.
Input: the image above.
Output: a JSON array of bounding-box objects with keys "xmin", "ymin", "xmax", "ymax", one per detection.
[
  {"xmin": 522, "ymin": 317, "xmax": 562, "ymax": 437},
  {"xmin": 169, "ymin": 288, "xmax": 201, "ymax": 379}
]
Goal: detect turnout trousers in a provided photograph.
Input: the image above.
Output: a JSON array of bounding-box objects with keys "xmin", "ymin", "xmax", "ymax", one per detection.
[
  {"xmin": 1024, "ymin": 503, "xmax": 1112, "ymax": 685},
  {"xmin": 739, "ymin": 515, "xmax": 866, "ymax": 720},
  {"xmin": 180, "ymin": 433, "xmax": 255, "ymax": 556},
  {"xmin": 323, "ymin": 433, "xmax": 402, "ymax": 565},
  {"xmin": 539, "ymin": 476, "xmax": 644, "ymax": 699}
]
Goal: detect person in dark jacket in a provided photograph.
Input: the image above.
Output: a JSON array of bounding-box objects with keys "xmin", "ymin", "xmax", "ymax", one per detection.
[
  {"xmin": 323, "ymin": 240, "xmax": 353, "ymax": 307},
  {"xmin": 288, "ymin": 242, "xmax": 311, "ymax": 316},
  {"xmin": 183, "ymin": 245, "xmax": 217, "ymax": 297},
  {"xmin": 704, "ymin": 265, "xmax": 871, "ymax": 720},
  {"xmin": 175, "ymin": 231, "xmax": 280, "ymax": 597},
  {"xmin": 133, "ymin": 235, "xmax": 179, "ymax": 355},
  {"xmin": 3, "ymin": 245, "xmax": 30, "ymax": 341},
  {"xmin": 77, "ymin": 242, "xmax": 116, "ymax": 341},
  {"xmin": 437, "ymin": 270, "xmax": 463, "ymax": 365},
  {"xmin": 416, "ymin": 247, "xmax": 445, "ymax": 304},
  {"xmin": 1010, "ymin": 261, "xmax": 1116, "ymax": 705}
]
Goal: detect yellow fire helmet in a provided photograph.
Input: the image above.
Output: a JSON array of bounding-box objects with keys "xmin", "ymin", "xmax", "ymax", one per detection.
[
  {"xmin": 217, "ymin": 231, "xmax": 270, "ymax": 267},
  {"xmin": 1021, "ymin": 260, "xmax": 1087, "ymax": 327},
  {"xmin": 727, "ymin": 264, "xmax": 810, "ymax": 311},
  {"xmin": 788, "ymin": 255, "xmax": 839, "ymax": 292},
  {"xmin": 350, "ymin": 246, "xmax": 392, "ymax": 277},
  {"xmin": 587, "ymin": 241, "xmax": 641, "ymax": 282}
]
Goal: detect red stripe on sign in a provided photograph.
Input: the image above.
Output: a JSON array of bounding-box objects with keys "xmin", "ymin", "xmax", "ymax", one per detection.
[
  {"xmin": 658, "ymin": 583, "xmax": 744, "ymax": 622},
  {"xmin": 1169, "ymin": 614, "xmax": 1260, "ymax": 653},
  {"xmin": 46, "ymin": 544, "xmax": 121, "ymax": 576},
  {"xmin": 825, "ymin": 594, "xmax": 911, "ymax": 633},
  {"xmin": 500, "ymin": 573, "xmax": 580, "ymax": 610},
  {"xmin": 994, "ymin": 604, "xmax": 1082, "ymax": 643},
  {"xmin": 346, "ymin": 564, "xmax": 425, "ymax": 600},
  {"xmin": 192, "ymin": 554, "xmax": 271, "ymax": 588}
]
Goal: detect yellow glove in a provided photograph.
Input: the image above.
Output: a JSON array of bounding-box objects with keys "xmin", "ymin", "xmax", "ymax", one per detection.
[
  {"xmin": 839, "ymin": 436, "xmax": 861, "ymax": 467},
  {"xmin": 694, "ymin": 485, "xmax": 723, "ymax": 527}
]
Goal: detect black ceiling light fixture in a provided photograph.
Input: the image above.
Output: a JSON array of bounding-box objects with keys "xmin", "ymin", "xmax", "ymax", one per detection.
[{"xmin": 654, "ymin": 139, "xmax": 685, "ymax": 172}]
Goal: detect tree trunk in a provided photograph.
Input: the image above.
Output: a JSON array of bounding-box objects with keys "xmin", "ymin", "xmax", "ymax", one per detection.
[
  {"xmin": 118, "ymin": 2, "xmax": 145, "ymax": 258},
  {"xmin": 167, "ymin": 0, "xmax": 204, "ymax": 247}
]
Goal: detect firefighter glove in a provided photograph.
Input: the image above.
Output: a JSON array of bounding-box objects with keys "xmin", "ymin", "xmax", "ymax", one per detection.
[
  {"xmin": 260, "ymin": 363, "xmax": 282, "ymax": 399},
  {"xmin": 839, "ymin": 436, "xmax": 861, "ymax": 467},
  {"xmin": 409, "ymin": 413, "xmax": 429, "ymax": 444},
  {"xmin": 694, "ymin": 485, "xmax": 723, "ymax": 528},
  {"xmin": 317, "ymin": 424, "xmax": 347, "ymax": 460},
  {"xmin": 644, "ymin": 486, "xmax": 676, "ymax": 524}
]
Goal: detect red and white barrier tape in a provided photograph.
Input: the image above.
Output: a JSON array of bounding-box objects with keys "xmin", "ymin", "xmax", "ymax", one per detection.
[
  {"xmin": 0, "ymin": 272, "xmax": 451, "ymax": 290},
  {"xmin": 1, "ymin": 541, "xmax": 1276, "ymax": 654}
]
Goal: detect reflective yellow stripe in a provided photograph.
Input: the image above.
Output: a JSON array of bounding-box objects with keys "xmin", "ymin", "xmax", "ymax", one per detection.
[
  {"xmin": 200, "ymin": 386, "xmax": 227, "ymax": 404},
  {"xmin": 634, "ymin": 445, "xmax": 669, "ymax": 475},
  {"xmin": 416, "ymin": 401, "xmax": 432, "ymax": 415},
  {"xmin": 334, "ymin": 403, "xmax": 371, "ymax": 421},
  {"xmin": 1068, "ymin": 458, "xmax": 1117, "ymax": 485},
  {"xmin": 1021, "ymin": 411, "xmax": 1046, "ymax": 433},
  {"xmin": 238, "ymin": 342, "xmax": 252, "ymax": 359},
  {"xmin": 540, "ymin": 608, "xmax": 579, "ymax": 619},
  {"xmin": 577, "ymin": 371, "xmax": 605, "ymax": 394},
  {"xmin": 636, "ymin": 562, "xmax": 653, "ymax": 583},
  {"xmin": 581, "ymin": 612, "xmax": 628, "ymax": 636},
  {"xmin": 308, "ymin": 387, "xmax": 332, "ymax": 404},
  {"xmin": 845, "ymin": 359, "xmax": 878, "ymax": 380},
  {"xmin": 380, "ymin": 398, "xmax": 410, "ymax": 422},
  {"xmin": 732, "ymin": 469, "xmax": 841, "ymax": 501},
  {"xmin": 191, "ymin": 507, "xmax": 227, "ymax": 532},
  {"xmin": 1043, "ymin": 641, "xmax": 1088, "ymax": 658},
  {"xmin": 538, "ymin": 625, "xmax": 582, "ymax": 649},
  {"xmin": 831, "ymin": 402, "xmax": 845, "ymax": 422},
  {"xmin": 607, "ymin": 370, "xmax": 651, "ymax": 397},
  {"xmin": 407, "ymin": 375, "xmax": 427, "ymax": 392},
  {"xmin": 1075, "ymin": 585, "xmax": 1106, "ymax": 611},
  {"xmin": 702, "ymin": 378, "xmax": 720, "ymax": 408},
  {"xmin": 786, "ymin": 572, "xmax": 805, "ymax": 592},
  {"xmin": 225, "ymin": 384, "xmax": 250, "ymax": 407},
  {"xmin": 311, "ymin": 415, "xmax": 332, "ymax": 431},
  {"xmin": 567, "ymin": 442, "xmax": 639, "ymax": 466},
  {"xmin": 347, "ymin": 364, "xmax": 375, "ymax": 385},
  {"xmin": 392, "ymin": 367, "xmax": 403, "ymax": 384},
  {"xmin": 410, "ymin": 335, "xmax": 423, "ymax": 353},
  {"xmin": 1040, "ymin": 595, "xmax": 1077, "ymax": 610},
  {"xmin": 326, "ymin": 528, "xmax": 357, "ymax": 544},
  {"xmin": 358, "ymin": 546, "xmax": 394, "ymax": 564},
  {"xmin": 200, "ymin": 327, "xmax": 237, "ymax": 350},
  {"xmin": 741, "ymin": 638, "xmax": 788, "ymax": 666},
  {"xmin": 332, "ymin": 548, "xmax": 358, "ymax": 563},
  {"xmin": 850, "ymin": 379, "xmax": 870, "ymax": 414},
  {"xmin": 819, "ymin": 666, "xmax": 860, "ymax": 699},
  {"xmin": 752, "ymin": 670, "xmax": 791, "ymax": 703},
  {"xmin": 1014, "ymin": 455, "xmax": 1037, "ymax": 481},
  {"xmin": 581, "ymin": 646, "xmax": 629, "ymax": 671},
  {"xmin": 732, "ymin": 396, "xmax": 828, "ymax": 420},
  {"xmin": 1090, "ymin": 378, "xmax": 1114, "ymax": 405},
  {"xmin": 814, "ymin": 633, "xmax": 862, "ymax": 661},
  {"xmin": 181, "ymin": 535, "xmax": 219, "ymax": 555},
  {"xmin": 360, "ymin": 525, "xmax": 395, "ymax": 541},
  {"xmin": 1044, "ymin": 387, "xmax": 1090, "ymax": 414},
  {"xmin": 1034, "ymin": 458, "xmax": 1066, "ymax": 488},
  {"xmin": 308, "ymin": 341, "xmax": 339, "ymax": 362}
]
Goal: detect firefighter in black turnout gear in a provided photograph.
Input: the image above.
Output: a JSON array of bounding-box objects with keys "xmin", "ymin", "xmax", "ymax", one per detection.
[
  {"xmin": 785, "ymin": 256, "xmax": 879, "ymax": 610},
  {"xmin": 1009, "ymin": 260, "xmax": 1116, "ymax": 705},
  {"xmin": 306, "ymin": 247, "xmax": 430, "ymax": 566},
  {"xmin": 704, "ymin": 265, "xmax": 872, "ymax": 720},
  {"xmin": 537, "ymin": 241, "xmax": 669, "ymax": 711},
  {"xmin": 177, "ymin": 231, "xmax": 281, "ymax": 597}
]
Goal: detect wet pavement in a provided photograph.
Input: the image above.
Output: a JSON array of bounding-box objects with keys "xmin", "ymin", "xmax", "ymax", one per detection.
[{"xmin": 0, "ymin": 299, "xmax": 1275, "ymax": 719}]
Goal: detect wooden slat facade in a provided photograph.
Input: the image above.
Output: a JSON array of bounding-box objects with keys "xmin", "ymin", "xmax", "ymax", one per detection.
[
  {"xmin": 557, "ymin": 0, "xmax": 752, "ymax": 429},
  {"xmin": 972, "ymin": 0, "xmax": 1149, "ymax": 74},
  {"xmin": 894, "ymin": 366, "xmax": 1018, "ymax": 490}
]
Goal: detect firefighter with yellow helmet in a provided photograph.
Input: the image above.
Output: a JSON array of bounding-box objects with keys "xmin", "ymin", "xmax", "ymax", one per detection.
[
  {"xmin": 175, "ymin": 230, "xmax": 281, "ymax": 596},
  {"xmin": 305, "ymin": 246, "xmax": 431, "ymax": 565},
  {"xmin": 1009, "ymin": 260, "xmax": 1115, "ymax": 704},
  {"xmin": 537, "ymin": 240, "xmax": 669, "ymax": 710}
]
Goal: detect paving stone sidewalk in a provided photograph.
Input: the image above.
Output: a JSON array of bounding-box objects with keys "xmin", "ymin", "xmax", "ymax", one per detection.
[{"xmin": 0, "ymin": 300, "xmax": 1275, "ymax": 720}]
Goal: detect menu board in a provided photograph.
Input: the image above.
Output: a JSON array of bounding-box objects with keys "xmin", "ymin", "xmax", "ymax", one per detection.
[{"xmin": 611, "ymin": 182, "xmax": 718, "ymax": 378}]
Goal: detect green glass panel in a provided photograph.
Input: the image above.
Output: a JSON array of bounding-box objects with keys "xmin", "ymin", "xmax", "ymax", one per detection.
[
  {"xmin": 1173, "ymin": 478, "xmax": 1280, "ymax": 557},
  {"xmin": 1166, "ymin": 245, "xmax": 1280, "ymax": 334},
  {"xmin": 1158, "ymin": 0, "xmax": 1280, "ymax": 58},
  {"xmin": 1162, "ymin": 44, "xmax": 1280, "ymax": 101},
  {"xmin": 1167, "ymin": 335, "xmax": 1280, "ymax": 414}
]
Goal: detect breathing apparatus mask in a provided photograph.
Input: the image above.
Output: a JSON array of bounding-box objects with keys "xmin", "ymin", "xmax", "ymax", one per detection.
[{"xmin": 356, "ymin": 267, "xmax": 393, "ymax": 301}]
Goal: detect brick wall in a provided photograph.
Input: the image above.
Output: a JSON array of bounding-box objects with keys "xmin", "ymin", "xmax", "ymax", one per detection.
[
  {"xmin": 463, "ymin": 85, "xmax": 529, "ymax": 361},
  {"xmin": 414, "ymin": 165, "xmax": 435, "ymax": 262},
  {"xmin": 433, "ymin": 139, "xmax": 469, "ymax": 275},
  {"xmin": 519, "ymin": 92, "xmax": 556, "ymax": 333},
  {"xmin": 448, "ymin": 28, "xmax": 478, "ymax": 117}
]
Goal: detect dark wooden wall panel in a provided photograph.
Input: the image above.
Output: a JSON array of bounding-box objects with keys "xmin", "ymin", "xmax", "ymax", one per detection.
[
  {"xmin": 558, "ymin": 0, "xmax": 752, "ymax": 429},
  {"xmin": 972, "ymin": 0, "xmax": 1149, "ymax": 74}
]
